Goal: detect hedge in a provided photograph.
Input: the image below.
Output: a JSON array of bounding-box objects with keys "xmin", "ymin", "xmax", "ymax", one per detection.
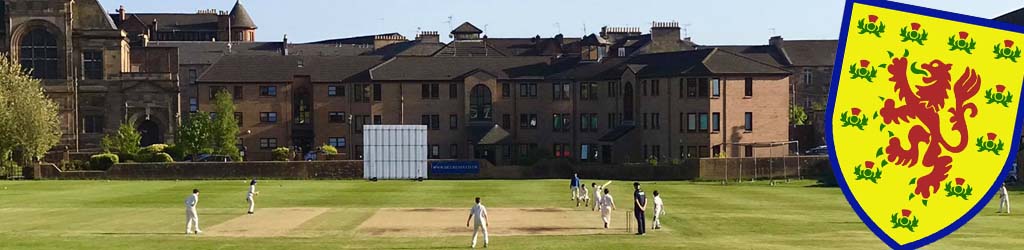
[
  {"xmin": 272, "ymin": 147, "xmax": 291, "ymax": 161},
  {"xmin": 89, "ymin": 153, "xmax": 120, "ymax": 170}
]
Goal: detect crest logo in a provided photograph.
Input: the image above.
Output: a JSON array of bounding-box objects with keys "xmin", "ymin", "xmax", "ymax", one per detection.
[{"xmin": 828, "ymin": 0, "xmax": 1024, "ymax": 248}]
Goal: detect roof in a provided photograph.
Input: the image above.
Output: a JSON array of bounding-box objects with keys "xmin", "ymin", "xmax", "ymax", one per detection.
[
  {"xmin": 547, "ymin": 57, "xmax": 630, "ymax": 80},
  {"xmin": 781, "ymin": 40, "xmax": 837, "ymax": 66},
  {"xmin": 74, "ymin": 0, "xmax": 117, "ymax": 30},
  {"xmin": 452, "ymin": 22, "xmax": 483, "ymax": 34},
  {"xmin": 599, "ymin": 124, "xmax": 636, "ymax": 142},
  {"xmin": 996, "ymin": 7, "xmax": 1024, "ymax": 26},
  {"xmin": 580, "ymin": 34, "xmax": 610, "ymax": 46},
  {"xmin": 122, "ymin": 13, "xmax": 220, "ymax": 31},
  {"xmin": 229, "ymin": 0, "xmax": 257, "ymax": 29},
  {"xmin": 485, "ymin": 37, "xmax": 583, "ymax": 56},
  {"xmin": 147, "ymin": 41, "xmax": 372, "ymax": 65},
  {"xmin": 630, "ymin": 48, "xmax": 790, "ymax": 77},
  {"xmin": 365, "ymin": 40, "xmax": 446, "ymax": 58},
  {"xmin": 467, "ymin": 124, "xmax": 511, "ymax": 145},
  {"xmin": 705, "ymin": 45, "xmax": 786, "ymax": 67},
  {"xmin": 370, "ymin": 56, "xmax": 552, "ymax": 81},
  {"xmin": 198, "ymin": 55, "xmax": 383, "ymax": 83},
  {"xmin": 433, "ymin": 40, "xmax": 508, "ymax": 57},
  {"xmin": 308, "ymin": 33, "xmax": 402, "ymax": 45}
]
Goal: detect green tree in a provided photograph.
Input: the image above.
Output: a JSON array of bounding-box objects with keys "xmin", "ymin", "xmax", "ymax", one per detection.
[
  {"xmin": 789, "ymin": 104, "xmax": 809, "ymax": 126},
  {"xmin": 175, "ymin": 112, "xmax": 213, "ymax": 160},
  {"xmin": 210, "ymin": 91, "xmax": 241, "ymax": 160},
  {"xmin": 101, "ymin": 121, "xmax": 142, "ymax": 160},
  {"xmin": 0, "ymin": 53, "xmax": 62, "ymax": 168}
]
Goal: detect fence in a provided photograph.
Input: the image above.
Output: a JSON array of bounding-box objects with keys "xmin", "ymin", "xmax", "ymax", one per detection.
[{"xmin": 697, "ymin": 156, "xmax": 830, "ymax": 182}]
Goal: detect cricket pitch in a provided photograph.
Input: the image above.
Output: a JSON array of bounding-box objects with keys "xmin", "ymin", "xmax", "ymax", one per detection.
[
  {"xmin": 205, "ymin": 207, "xmax": 329, "ymax": 237},
  {"xmin": 357, "ymin": 207, "xmax": 636, "ymax": 237}
]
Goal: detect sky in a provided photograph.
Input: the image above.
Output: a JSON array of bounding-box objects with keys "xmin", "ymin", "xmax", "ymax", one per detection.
[{"xmin": 96, "ymin": 0, "xmax": 1023, "ymax": 45}]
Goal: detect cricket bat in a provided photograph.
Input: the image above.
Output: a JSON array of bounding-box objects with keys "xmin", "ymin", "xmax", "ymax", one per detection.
[{"xmin": 601, "ymin": 180, "xmax": 612, "ymax": 189}]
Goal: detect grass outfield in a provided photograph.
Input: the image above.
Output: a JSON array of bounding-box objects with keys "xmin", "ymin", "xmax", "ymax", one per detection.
[{"xmin": 0, "ymin": 180, "xmax": 1021, "ymax": 249}]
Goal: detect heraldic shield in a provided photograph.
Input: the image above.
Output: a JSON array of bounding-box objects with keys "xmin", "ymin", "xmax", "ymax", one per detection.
[{"xmin": 827, "ymin": 0, "xmax": 1024, "ymax": 248}]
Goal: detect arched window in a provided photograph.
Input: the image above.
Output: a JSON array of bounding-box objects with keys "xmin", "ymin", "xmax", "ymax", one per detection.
[
  {"xmin": 469, "ymin": 84, "xmax": 492, "ymax": 121},
  {"xmin": 20, "ymin": 29, "xmax": 59, "ymax": 79}
]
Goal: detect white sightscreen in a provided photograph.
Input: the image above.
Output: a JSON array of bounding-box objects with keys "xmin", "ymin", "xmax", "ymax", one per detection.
[{"xmin": 363, "ymin": 125, "xmax": 428, "ymax": 179}]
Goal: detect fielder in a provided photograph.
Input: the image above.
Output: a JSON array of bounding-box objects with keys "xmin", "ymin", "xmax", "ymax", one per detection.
[
  {"xmin": 999, "ymin": 183, "xmax": 1010, "ymax": 214},
  {"xmin": 599, "ymin": 188, "xmax": 616, "ymax": 229},
  {"xmin": 466, "ymin": 197, "xmax": 489, "ymax": 248},
  {"xmin": 652, "ymin": 190, "xmax": 665, "ymax": 230},
  {"xmin": 570, "ymin": 173, "xmax": 581, "ymax": 201},
  {"xmin": 577, "ymin": 184, "xmax": 590, "ymax": 207},
  {"xmin": 247, "ymin": 179, "xmax": 260, "ymax": 215},
  {"xmin": 185, "ymin": 189, "xmax": 202, "ymax": 234}
]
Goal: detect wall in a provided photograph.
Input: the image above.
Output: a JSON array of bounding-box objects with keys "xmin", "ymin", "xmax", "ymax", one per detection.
[{"xmin": 36, "ymin": 161, "xmax": 362, "ymax": 180}]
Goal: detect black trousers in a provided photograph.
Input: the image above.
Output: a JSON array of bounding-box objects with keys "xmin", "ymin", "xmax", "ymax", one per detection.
[{"xmin": 634, "ymin": 210, "xmax": 646, "ymax": 234}]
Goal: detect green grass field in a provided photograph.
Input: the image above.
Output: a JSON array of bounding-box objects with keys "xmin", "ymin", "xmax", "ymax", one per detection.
[{"xmin": 0, "ymin": 179, "xmax": 1020, "ymax": 249}]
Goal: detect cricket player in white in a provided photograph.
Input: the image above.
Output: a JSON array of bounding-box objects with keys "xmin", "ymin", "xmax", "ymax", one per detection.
[
  {"xmin": 592, "ymin": 183, "xmax": 602, "ymax": 211},
  {"xmin": 185, "ymin": 189, "xmax": 202, "ymax": 234},
  {"xmin": 247, "ymin": 179, "xmax": 259, "ymax": 215},
  {"xmin": 652, "ymin": 190, "xmax": 665, "ymax": 229},
  {"xmin": 466, "ymin": 197, "xmax": 489, "ymax": 248},
  {"xmin": 577, "ymin": 184, "xmax": 589, "ymax": 207},
  {"xmin": 599, "ymin": 188, "xmax": 615, "ymax": 228},
  {"xmin": 999, "ymin": 183, "xmax": 1010, "ymax": 214}
]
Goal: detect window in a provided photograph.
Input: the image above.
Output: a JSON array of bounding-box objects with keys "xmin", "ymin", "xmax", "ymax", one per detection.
[
  {"xmin": 421, "ymin": 83, "xmax": 439, "ymax": 99},
  {"xmin": 329, "ymin": 112, "xmax": 346, "ymax": 123},
  {"xmin": 354, "ymin": 84, "xmax": 370, "ymax": 102},
  {"xmin": 354, "ymin": 115, "xmax": 370, "ymax": 133},
  {"xmin": 803, "ymin": 68, "xmax": 813, "ymax": 85},
  {"xmin": 712, "ymin": 112, "xmax": 721, "ymax": 132},
  {"xmin": 607, "ymin": 81, "xmax": 618, "ymax": 97},
  {"xmin": 519, "ymin": 83, "xmax": 537, "ymax": 98},
  {"xmin": 713, "ymin": 145, "xmax": 721, "ymax": 157},
  {"xmin": 650, "ymin": 80, "xmax": 660, "ymax": 96},
  {"xmin": 328, "ymin": 137, "xmax": 346, "ymax": 148},
  {"xmin": 328, "ymin": 86, "xmax": 341, "ymax": 96},
  {"xmin": 519, "ymin": 113, "xmax": 538, "ymax": 129},
  {"xmin": 260, "ymin": 112, "xmax": 278, "ymax": 123},
  {"xmin": 699, "ymin": 146, "xmax": 710, "ymax": 158},
  {"xmin": 744, "ymin": 77, "xmax": 753, "ymax": 97},
  {"xmin": 189, "ymin": 98, "xmax": 198, "ymax": 113},
  {"xmin": 651, "ymin": 113, "xmax": 661, "ymax": 129},
  {"xmin": 209, "ymin": 86, "xmax": 226, "ymax": 100},
  {"xmin": 429, "ymin": 145, "xmax": 440, "ymax": 159},
  {"xmin": 188, "ymin": 69, "xmax": 198, "ymax": 85},
  {"xmin": 552, "ymin": 113, "xmax": 571, "ymax": 132},
  {"xmin": 686, "ymin": 146, "xmax": 698, "ymax": 159},
  {"xmin": 449, "ymin": 114, "xmax": 458, "ymax": 129},
  {"xmin": 618, "ymin": 47, "xmax": 626, "ymax": 57},
  {"xmin": 609, "ymin": 113, "xmax": 619, "ymax": 129},
  {"xmin": 744, "ymin": 145, "xmax": 754, "ymax": 157},
  {"xmin": 234, "ymin": 112, "xmax": 243, "ymax": 127},
  {"xmin": 421, "ymin": 114, "xmax": 440, "ymax": 130},
  {"xmin": 469, "ymin": 85, "xmax": 493, "ymax": 121},
  {"xmin": 699, "ymin": 113, "xmax": 709, "ymax": 132},
  {"xmin": 233, "ymin": 86, "xmax": 243, "ymax": 100},
  {"xmin": 501, "ymin": 83, "xmax": 510, "ymax": 97},
  {"xmin": 450, "ymin": 144, "xmax": 459, "ymax": 158},
  {"xmin": 641, "ymin": 80, "xmax": 648, "ymax": 96},
  {"xmin": 502, "ymin": 114, "xmax": 511, "ymax": 129},
  {"xmin": 580, "ymin": 113, "xmax": 598, "ymax": 132},
  {"xmin": 259, "ymin": 86, "xmax": 277, "ymax": 97},
  {"xmin": 744, "ymin": 112, "xmax": 753, "ymax": 132},
  {"xmin": 642, "ymin": 113, "xmax": 648, "ymax": 129},
  {"xmin": 373, "ymin": 115, "xmax": 382, "ymax": 125},
  {"xmin": 83, "ymin": 115, "xmax": 104, "ymax": 133},
  {"xmin": 83, "ymin": 50, "xmax": 103, "ymax": 80},
  {"xmin": 372, "ymin": 84, "xmax": 382, "ymax": 101},
  {"xmin": 20, "ymin": 29, "xmax": 59, "ymax": 79},
  {"xmin": 553, "ymin": 144, "xmax": 571, "ymax": 158},
  {"xmin": 580, "ymin": 144, "xmax": 599, "ymax": 162},
  {"xmin": 580, "ymin": 82, "xmax": 598, "ymax": 100},
  {"xmin": 711, "ymin": 78, "xmax": 721, "ymax": 97},
  {"xmin": 686, "ymin": 78, "xmax": 697, "ymax": 97},
  {"xmin": 553, "ymin": 82, "xmax": 570, "ymax": 100},
  {"xmin": 259, "ymin": 138, "xmax": 278, "ymax": 149},
  {"xmin": 698, "ymin": 78, "xmax": 709, "ymax": 97},
  {"xmin": 687, "ymin": 113, "xmax": 697, "ymax": 132},
  {"xmin": 449, "ymin": 83, "xmax": 458, "ymax": 99}
]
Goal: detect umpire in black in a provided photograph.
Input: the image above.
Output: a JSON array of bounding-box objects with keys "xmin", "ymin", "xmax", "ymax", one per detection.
[{"xmin": 633, "ymin": 181, "xmax": 647, "ymax": 235}]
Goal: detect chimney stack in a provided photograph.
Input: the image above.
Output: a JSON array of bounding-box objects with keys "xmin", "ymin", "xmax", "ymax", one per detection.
[
  {"xmin": 769, "ymin": 36, "xmax": 784, "ymax": 49},
  {"xmin": 118, "ymin": 5, "xmax": 126, "ymax": 21},
  {"xmin": 649, "ymin": 21, "xmax": 681, "ymax": 53},
  {"xmin": 416, "ymin": 31, "xmax": 440, "ymax": 43},
  {"xmin": 600, "ymin": 26, "xmax": 641, "ymax": 44},
  {"xmin": 151, "ymin": 19, "xmax": 158, "ymax": 32},
  {"xmin": 282, "ymin": 34, "xmax": 289, "ymax": 56},
  {"xmin": 373, "ymin": 33, "xmax": 407, "ymax": 50}
]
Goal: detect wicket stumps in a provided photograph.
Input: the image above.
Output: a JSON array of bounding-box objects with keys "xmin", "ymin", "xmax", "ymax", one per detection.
[{"xmin": 626, "ymin": 210, "xmax": 632, "ymax": 233}]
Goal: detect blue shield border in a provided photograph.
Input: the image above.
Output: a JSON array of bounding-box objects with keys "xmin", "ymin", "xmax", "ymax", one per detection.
[{"xmin": 825, "ymin": 0, "xmax": 1024, "ymax": 248}]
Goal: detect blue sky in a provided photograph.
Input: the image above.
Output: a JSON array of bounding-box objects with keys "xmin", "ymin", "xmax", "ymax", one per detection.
[{"xmin": 97, "ymin": 0, "xmax": 1022, "ymax": 45}]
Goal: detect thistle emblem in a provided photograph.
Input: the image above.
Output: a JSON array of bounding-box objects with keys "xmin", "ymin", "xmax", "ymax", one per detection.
[
  {"xmin": 976, "ymin": 132, "xmax": 1005, "ymax": 155},
  {"xmin": 854, "ymin": 161, "xmax": 882, "ymax": 183},
  {"xmin": 840, "ymin": 108, "xmax": 869, "ymax": 130},
  {"xmin": 994, "ymin": 40, "xmax": 1022, "ymax": 62},
  {"xmin": 899, "ymin": 23, "xmax": 928, "ymax": 45},
  {"xmin": 948, "ymin": 31, "xmax": 977, "ymax": 54},
  {"xmin": 857, "ymin": 15, "xmax": 886, "ymax": 37},
  {"xmin": 891, "ymin": 209, "xmax": 920, "ymax": 232},
  {"xmin": 848, "ymin": 60, "xmax": 878, "ymax": 82},
  {"xmin": 984, "ymin": 84, "xmax": 1014, "ymax": 107},
  {"xmin": 944, "ymin": 178, "xmax": 973, "ymax": 200}
]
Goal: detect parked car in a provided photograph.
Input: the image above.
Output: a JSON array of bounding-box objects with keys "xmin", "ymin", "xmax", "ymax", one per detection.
[
  {"xmin": 805, "ymin": 146, "xmax": 829, "ymax": 156},
  {"xmin": 193, "ymin": 154, "xmax": 233, "ymax": 162}
]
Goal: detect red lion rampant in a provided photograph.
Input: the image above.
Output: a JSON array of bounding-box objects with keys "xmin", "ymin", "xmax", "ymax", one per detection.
[{"xmin": 879, "ymin": 56, "xmax": 981, "ymax": 199}]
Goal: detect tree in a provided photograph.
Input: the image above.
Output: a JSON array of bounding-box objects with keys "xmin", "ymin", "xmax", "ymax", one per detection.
[
  {"xmin": 101, "ymin": 121, "xmax": 142, "ymax": 160},
  {"xmin": 210, "ymin": 91, "xmax": 241, "ymax": 160},
  {"xmin": 0, "ymin": 53, "xmax": 62, "ymax": 168},
  {"xmin": 175, "ymin": 112, "xmax": 213, "ymax": 160},
  {"xmin": 789, "ymin": 104, "xmax": 809, "ymax": 126}
]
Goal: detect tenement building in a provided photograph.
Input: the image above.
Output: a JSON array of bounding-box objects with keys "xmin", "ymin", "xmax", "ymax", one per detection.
[{"xmin": 196, "ymin": 21, "xmax": 793, "ymax": 163}]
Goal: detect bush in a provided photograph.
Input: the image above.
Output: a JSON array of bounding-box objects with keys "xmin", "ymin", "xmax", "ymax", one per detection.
[
  {"xmin": 164, "ymin": 144, "xmax": 185, "ymax": 161},
  {"xmin": 60, "ymin": 160, "xmax": 89, "ymax": 171},
  {"xmin": 321, "ymin": 144, "xmax": 338, "ymax": 155},
  {"xmin": 116, "ymin": 152, "xmax": 135, "ymax": 163},
  {"xmin": 89, "ymin": 153, "xmax": 119, "ymax": 170},
  {"xmin": 141, "ymin": 144, "xmax": 168, "ymax": 154},
  {"xmin": 151, "ymin": 153, "xmax": 174, "ymax": 163},
  {"xmin": 272, "ymin": 147, "xmax": 291, "ymax": 161}
]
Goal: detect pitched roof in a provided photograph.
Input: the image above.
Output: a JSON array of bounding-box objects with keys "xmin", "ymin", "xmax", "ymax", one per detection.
[
  {"xmin": 147, "ymin": 41, "xmax": 372, "ymax": 65},
  {"xmin": 433, "ymin": 40, "xmax": 508, "ymax": 57},
  {"xmin": 307, "ymin": 33, "xmax": 402, "ymax": 45},
  {"xmin": 547, "ymin": 57, "xmax": 631, "ymax": 80},
  {"xmin": 630, "ymin": 49, "xmax": 789, "ymax": 77},
  {"xmin": 704, "ymin": 45, "xmax": 786, "ymax": 67},
  {"xmin": 122, "ymin": 13, "xmax": 220, "ymax": 31},
  {"xmin": 229, "ymin": 0, "xmax": 257, "ymax": 29},
  {"xmin": 452, "ymin": 22, "xmax": 483, "ymax": 34},
  {"xmin": 996, "ymin": 7, "xmax": 1024, "ymax": 25},
  {"xmin": 370, "ymin": 56, "xmax": 552, "ymax": 81},
  {"xmin": 780, "ymin": 40, "xmax": 837, "ymax": 66},
  {"xmin": 365, "ymin": 40, "xmax": 446, "ymax": 58},
  {"xmin": 199, "ymin": 55, "xmax": 383, "ymax": 83},
  {"xmin": 74, "ymin": 0, "xmax": 117, "ymax": 30}
]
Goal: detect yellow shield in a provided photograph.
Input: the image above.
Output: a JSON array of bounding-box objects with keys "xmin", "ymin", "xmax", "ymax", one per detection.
[{"xmin": 828, "ymin": 0, "xmax": 1024, "ymax": 248}]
